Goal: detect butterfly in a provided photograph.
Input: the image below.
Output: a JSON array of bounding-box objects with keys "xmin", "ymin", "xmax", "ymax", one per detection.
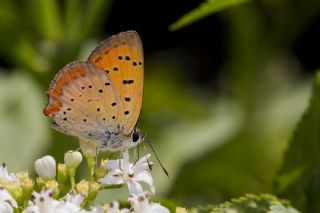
[{"xmin": 43, "ymin": 31, "xmax": 145, "ymax": 152}]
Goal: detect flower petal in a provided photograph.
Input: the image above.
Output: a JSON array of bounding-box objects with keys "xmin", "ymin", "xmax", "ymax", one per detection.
[
  {"xmin": 87, "ymin": 204, "xmax": 105, "ymax": 213},
  {"xmin": 133, "ymin": 162, "xmax": 151, "ymax": 175},
  {"xmin": 98, "ymin": 172, "xmax": 124, "ymax": 185},
  {"xmin": 0, "ymin": 164, "xmax": 17, "ymax": 182},
  {"xmin": 0, "ymin": 189, "xmax": 17, "ymax": 208},
  {"xmin": 0, "ymin": 202, "xmax": 14, "ymax": 213},
  {"xmin": 135, "ymin": 154, "xmax": 151, "ymax": 166},
  {"xmin": 135, "ymin": 171, "xmax": 155, "ymax": 193},
  {"xmin": 104, "ymin": 159, "xmax": 122, "ymax": 170},
  {"xmin": 127, "ymin": 181, "xmax": 143, "ymax": 195},
  {"xmin": 122, "ymin": 150, "xmax": 130, "ymax": 171},
  {"xmin": 66, "ymin": 192, "xmax": 85, "ymax": 207},
  {"xmin": 22, "ymin": 205, "xmax": 39, "ymax": 213},
  {"xmin": 150, "ymin": 203, "xmax": 170, "ymax": 213}
]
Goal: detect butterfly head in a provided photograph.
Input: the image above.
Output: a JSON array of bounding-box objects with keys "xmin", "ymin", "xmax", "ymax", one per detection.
[
  {"xmin": 98, "ymin": 127, "xmax": 145, "ymax": 151},
  {"xmin": 129, "ymin": 127, "xmax": 145, "ymax": 146}
]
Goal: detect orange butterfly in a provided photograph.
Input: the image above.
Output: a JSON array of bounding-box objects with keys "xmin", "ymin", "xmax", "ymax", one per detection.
[{"xmin": 44, "ymin": 31, "xmax": 144, "ymax": 152}]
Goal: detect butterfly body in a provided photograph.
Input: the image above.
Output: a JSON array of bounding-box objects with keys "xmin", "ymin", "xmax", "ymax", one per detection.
[{"xmin": 44, "ymin": 31, "xmax": 144, "ymax": 152}]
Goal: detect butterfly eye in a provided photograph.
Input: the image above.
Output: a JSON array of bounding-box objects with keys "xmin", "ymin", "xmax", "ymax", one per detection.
[{"xmin": 132, "ymin": 130, "xmax": 140, "ymax": 143}]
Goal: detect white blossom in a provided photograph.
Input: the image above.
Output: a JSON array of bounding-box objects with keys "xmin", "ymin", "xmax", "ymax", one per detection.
[
  {"xmin": 0, "ymin": 164, "xmax": 17, "ymax": 182},
  {"xmin": 128, "ymin": 192, "xmax": 169, "ymax": 213},
  {"xmin": 98, "ymin": 150, "xmax": 155, "ymax": 195},
  {"xmin": 22, "ymin": 190, "xmax": 59, "ymax": 213},
  {"xmin": 0, "ymin": 188, "xmax": 17, "ymax": 213},
  {"xmin": 34, "ymin": 155, "xmax": 56, "ymax": 180},
  {"xmin": 61, "ymin": 190, "xmax": 86, "ymax": 212},
  {"xmin": 80, "ymin": 205, "xmax": 104, "ymax": 213},
  {"xmin": 106, "ymin": 201, "xmax": 129, "ymax": 213},
  {"xmin": 22, "ymin": 189, "xmax": 98, "ymax": 213}
]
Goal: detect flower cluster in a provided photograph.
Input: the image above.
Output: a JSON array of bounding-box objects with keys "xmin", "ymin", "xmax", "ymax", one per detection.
[
  {"xmin": 98, "ymin": 151, "xmax": 155, "ymax": 195},
  {"xmin": 0, "ymin": 149, "xmax": 176, "ymax": 213}
]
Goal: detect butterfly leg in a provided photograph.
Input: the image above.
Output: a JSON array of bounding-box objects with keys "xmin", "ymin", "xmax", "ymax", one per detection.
[
  {"xmin": 133, "ymin": 145, "xmax": 140, "ymax": 165},
  {"xmin": 143, "ymin": 145, "xmax": 153, "ymax": 171},
  {"xmin": 94, "ymin": 146, "xmax": 99, "ymax": 172},
  {"xmin": 119, "ymin": 150, "xmax": 123, "ymax": 170}
]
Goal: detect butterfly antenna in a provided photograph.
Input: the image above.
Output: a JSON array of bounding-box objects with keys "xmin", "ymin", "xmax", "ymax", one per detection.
[
  {"xmin": 94, "ymin": 146, "xmax": 99, "ymax": 171},
  {"xmin": 145, "ymin": 139, "xmax": 169, "ymax": 177},
  {"xmin": 134, "ymin": 146, "xmax": 140, "ymax": 164}
]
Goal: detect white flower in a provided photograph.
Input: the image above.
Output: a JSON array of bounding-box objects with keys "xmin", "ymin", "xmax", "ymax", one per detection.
[
  {"xmin": 0, "ymin": 164, "xmax": 17, "ymax": 182},
  {"xmin": 128, "ymin": 192, "xmax": 169, "ymax": 213},
  {"xmin": 81, "ymin": 205, "xmax": 104, "ymax": 213},
  {"xmin": 34, "ymin": 155, "xmax": 56, "ymax": 180},
  {"xmin": 98, "ymin": 150, "xmax": 155, "ymax": 195},
  {"xmin": 22, "ymin": 189, "xmax": 99, "ymax": 213},
  {"xmin": 106, "ymin": 201, "xmax": 129, "ymax": 213},
  {"xmin": 0, "ymin": 187, "xmax": 18, "ymax": 213},
  {"xmin": 64, "ymin": 151, "xmax": 83, "ymax": 168},
  {"xmin": 62, "ymin": 190, "xmax": 86, "ymax": 212},
  {"xmin": 22, "ymin": 190, "xmax": 59, "ymax": 213},
  {"xmin": 59, "ymin": 191, "xmax": 102, "ymax": 213},
  {"xmin": 268, "ymin": 202, "xmax": 299, "ymax": 213}
]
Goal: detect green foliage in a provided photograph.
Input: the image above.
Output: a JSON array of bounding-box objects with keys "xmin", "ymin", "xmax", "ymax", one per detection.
[
  {"xmin": 275, "ymin": 71, "xmax": 320, "ymax": 212},
  {"xmin": 210, "ymin": 194, "xmax": 298, "ymax": 213},
  {"xmin": 0, "ymin": 0, "xmax": 112, "ymax": 76},
  {"xmin": 166, "ymin": 0, "xmax": 318, "ymax": 207},
  {"xmin": 169, "ymin": 0, "xmax": 250, "ymax": 31}
]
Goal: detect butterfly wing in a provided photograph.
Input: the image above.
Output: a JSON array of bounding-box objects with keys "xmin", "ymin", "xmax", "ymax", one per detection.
[
  {"xmin": 88, "ymin": 31, "xmax": 144, "ymax": 135},
  {"xmin": 44, "ymin": 61, "xmax": 121, "ymax": 142}
]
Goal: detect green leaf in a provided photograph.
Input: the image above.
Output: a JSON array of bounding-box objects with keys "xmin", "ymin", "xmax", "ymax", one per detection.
[
  {"xmin": 31, "ymin": 0, "xmax": 64, "ymax": 41},
  {"xmin": 169, "ymin": 0, "xmax": 250, "ymax": 31},
  {"xmin": 65, "ymin": 0, "xmax": 113, "ymax": 43},
  {"xmin": 269, "ymin": 202, "xmax": 300, "ymax": 213},
  {"xmin": 274, "ymin": 71, "xmax": 320, "ymax": 212},
  {"xmin": 210, "ymin": 194, "xmax": 298, "ymax": 213},
  {"xmin": 82, "ymin": 0, "xmax": 113, "ymax": 39}
]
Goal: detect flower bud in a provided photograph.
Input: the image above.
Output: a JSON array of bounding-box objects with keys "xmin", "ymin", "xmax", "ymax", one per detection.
[
  {"xmin": 79, "ymin": 140, "xmax": 97, "ymax": 158},
  {"xmin": 75, "ymin": 180, "xmax": 89, "ymax": 196},
  {"xmin": 64, "ymin": 151, "xmax": 83, "ymax": 168},
  {"xmin": 56, "ymin": 163, "xmax": 71, "ymax": 195},
  {"xmin": 93, "ymin": 165, "xmax": 107, "ymax": 180},
  {"xmin": 57, "ymin": 163, "xmax": 68, "ymax": 184},
  {"xmin": 86, "ymin": 181, "xmax": 101, "ymax": 203},
  {"xmin": 34, "ymin": 155, "xmax": 56, "ymax": 180},
  {"xmin": 15, "ymin": 171, "xmax": 29, "ymax": 182},
  {"xmin": 16, "ymin": 171, "xmax": 34, "ymax": 200},
  {"xmin": 176, "ymin": 207, "xmax": 188, "ymax": 213},
  {"xmin": 79, "ymin": 140, "xmax": 97, "ymax": 176},
  {"xmin": 36, "ymin": 177, "xmax": 46, "ymax": 189},
  {"xmin": 4, "ymin": 180, "xmax": 22, "ymax": 204},
  {"xmin": 45, "ymin": 180, "xmax": 59, "ymax": 198},
  {"xmin": 21, "ymin": 178, "xmax": 34, "ymax": 200}
]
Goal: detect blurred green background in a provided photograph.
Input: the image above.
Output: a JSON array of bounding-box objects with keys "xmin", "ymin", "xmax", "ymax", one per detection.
[{"xmin": 0, "ymin": 0, "xmax": 319, "ymax": 210}]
